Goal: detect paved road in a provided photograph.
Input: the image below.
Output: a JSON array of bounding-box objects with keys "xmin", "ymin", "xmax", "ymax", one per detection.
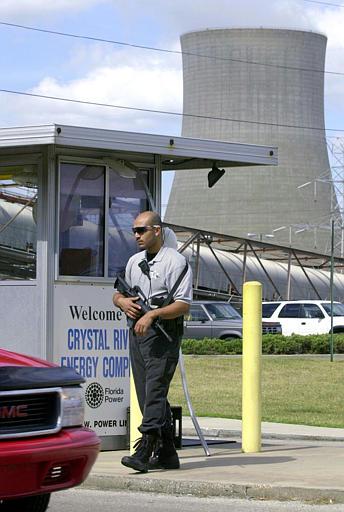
[{"xmin": 50, "ymin": 489, "xmax": 344, "ymax": 512}]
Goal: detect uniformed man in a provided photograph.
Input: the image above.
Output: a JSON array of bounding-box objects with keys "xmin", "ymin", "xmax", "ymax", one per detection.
[{"xmin": 113, "ymin": 211, "xmax": 192, "ymax": 473}]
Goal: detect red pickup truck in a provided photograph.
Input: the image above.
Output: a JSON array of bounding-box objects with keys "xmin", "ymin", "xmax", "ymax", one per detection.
[{"xmin": 0, "ymin": 348, "xmax": 100, "ymax": 512}]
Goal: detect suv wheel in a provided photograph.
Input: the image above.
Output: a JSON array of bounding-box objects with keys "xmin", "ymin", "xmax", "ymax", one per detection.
[{"xmin": 0, "ymin": 494, "xmax": 51, "ymax": 512}]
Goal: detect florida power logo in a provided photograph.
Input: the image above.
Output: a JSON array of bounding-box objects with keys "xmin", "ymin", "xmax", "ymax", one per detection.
[
  {"xmin": 85, "ymin": 382, "xmax": 104, "ymax": 409},
  {"xmin": 84, "ymin": 382, "xmax": 127, "ymax": 431}
]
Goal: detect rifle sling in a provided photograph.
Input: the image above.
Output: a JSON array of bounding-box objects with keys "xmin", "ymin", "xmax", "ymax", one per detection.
[{"xmin": 162, "ymin": 262, "xmax": 189, "ymax": 308}]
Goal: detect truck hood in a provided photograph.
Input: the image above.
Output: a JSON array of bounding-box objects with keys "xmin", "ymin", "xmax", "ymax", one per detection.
[
  {"xmin": 0, "ymin": 349, "xmax": 85, "ymax": 391},
  {"xmin": 0, "ymin": 348, "xmax": 55, "ymax": 368}
]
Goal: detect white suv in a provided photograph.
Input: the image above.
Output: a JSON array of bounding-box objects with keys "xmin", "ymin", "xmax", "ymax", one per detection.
[{"xmin": 262, "ymin": 300, "xmax": 344, "ymax": 336}]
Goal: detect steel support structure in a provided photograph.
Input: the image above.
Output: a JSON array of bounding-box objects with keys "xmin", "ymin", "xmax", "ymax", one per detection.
[{"xmin": 163, "ymin": 222, "xmax": 343, "ymax": 302}]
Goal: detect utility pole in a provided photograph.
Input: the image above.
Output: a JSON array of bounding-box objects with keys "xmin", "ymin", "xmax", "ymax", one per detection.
[{"xmin": 330, "ymin": 219, "xmax": 334, "ymax": 362}]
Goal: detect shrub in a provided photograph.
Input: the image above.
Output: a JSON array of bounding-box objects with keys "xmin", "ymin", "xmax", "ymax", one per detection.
[
  {"xmin": 182, "ymin": 337, "xmax": 242, "ymax": 355},
  {"xmin": 181, "ymin": 333, "xmax": 344, "ymax": 355}
]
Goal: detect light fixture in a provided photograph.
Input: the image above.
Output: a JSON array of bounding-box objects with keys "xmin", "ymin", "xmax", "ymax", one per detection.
[
  {"xmin": 207, "ymin": 162, "xmax": 225, "ymax": 188},
  {"xmin": 272, "ymin": 226, "xmax": 287, "ymax": 233},
  {"xmin": 297, "ymin": 181, "xmax": 312, "ymax": 189}
]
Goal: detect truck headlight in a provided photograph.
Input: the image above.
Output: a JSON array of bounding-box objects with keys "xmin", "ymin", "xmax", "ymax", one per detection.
[{"xmin": 60, "ymin": 387, "xmax": 85, "ymax": 427}]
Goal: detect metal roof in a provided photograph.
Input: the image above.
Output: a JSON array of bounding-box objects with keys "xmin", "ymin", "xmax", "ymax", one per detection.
[
  {"xmin": 0, "ymin": 124, "xmax": 278, "ymax": 170},
  {"xmin": 164, "ymin": 222, "xmax": 344, "ymax": 301},
  {"xmin": 165, "ymin": 222, "xmax": 344, "ymax": 268}
]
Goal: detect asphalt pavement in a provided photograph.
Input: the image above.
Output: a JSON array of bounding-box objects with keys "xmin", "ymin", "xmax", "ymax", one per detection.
[{"xmin": 82, "ymin": 417, "xmax": 344, "ymax": 504}]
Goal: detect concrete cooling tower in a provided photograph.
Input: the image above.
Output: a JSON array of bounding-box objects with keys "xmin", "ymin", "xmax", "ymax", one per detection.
[{"xmin": 165, "ymin": 29, "xmax": 334, "ymax": 254}]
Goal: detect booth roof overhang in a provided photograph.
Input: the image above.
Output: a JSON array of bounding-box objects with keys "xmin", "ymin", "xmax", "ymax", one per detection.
[{"xmin": 0, "ymin": 124, "xmax": 278, "ymax": 171}]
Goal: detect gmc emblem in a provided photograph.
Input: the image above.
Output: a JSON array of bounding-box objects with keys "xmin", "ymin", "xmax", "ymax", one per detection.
[{"xmin": 0, "ymin": 405, "xmax": 29, "ymax": 419}]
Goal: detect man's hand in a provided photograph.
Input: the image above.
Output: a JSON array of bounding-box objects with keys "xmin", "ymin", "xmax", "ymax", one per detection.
[
  {"xmin": 114, "ymin": 294, "xmax": 141, "ymax": 320},
  {"xmin": 134, "ymin": 311, "xmax": 156, "ymax": 337}
]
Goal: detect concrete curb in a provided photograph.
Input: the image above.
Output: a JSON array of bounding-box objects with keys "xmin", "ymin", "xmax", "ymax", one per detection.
[
  {"xmin": 82, "ymin": 474, "xmax": 344, "ymax": 504},
  {"xmin": 182, "ymin": 427, "xmax": 344, "ymax": 442}
]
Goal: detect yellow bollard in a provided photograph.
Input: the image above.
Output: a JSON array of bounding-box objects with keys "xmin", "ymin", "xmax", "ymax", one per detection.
[
  {"xmin": 242, "ymin": 281, "xmax": 262, "ymax": 453},
  {"xmin": 129, "ymin": 370, "xmax": 142, "ymax": 454}
]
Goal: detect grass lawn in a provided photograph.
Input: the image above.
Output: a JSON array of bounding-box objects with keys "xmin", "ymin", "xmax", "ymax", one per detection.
[{"xmin": 168, "ymin": 356, "xmax": 344, "ymax": 428}]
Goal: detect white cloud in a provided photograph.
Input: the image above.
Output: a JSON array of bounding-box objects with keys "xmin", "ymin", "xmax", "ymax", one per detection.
[
  {"xmin": 0, "ymin": 0, "xmax": 108, "ymax": 19},
  {"xmin": 1, "ymin": 0, "xmax": 344, "ymax": 137},
  {"xmin": 115, "ymin": 0, "xmax": 316, "ymax": 40},
  {"xmin": 310, "ymin": 6, "xmax": 344, "ymax": 48},
  {"xmin": 304, "ymin": 5, "xmax": 344, "ymax": 131},
  {"xmin": 0, "ymin": 50, "xmax": 183, "ymax": 135}
]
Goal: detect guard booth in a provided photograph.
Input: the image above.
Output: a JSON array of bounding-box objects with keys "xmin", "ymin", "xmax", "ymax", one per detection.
[{"xmin": 0, "ymin": 124, "xmax": 277, "ymax": 449}]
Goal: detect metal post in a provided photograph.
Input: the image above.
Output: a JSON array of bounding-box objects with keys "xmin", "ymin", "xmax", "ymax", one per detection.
[
  {"xmin": 179, "ymin": 349, "xmax": 210, "ymax": 456},
  {"xmin": 129, "ymin": 337, "xmax": 211, "ymax": 456},
  {"xmin": 204, "ymin": 238, "xmax": 240, "ymax": 295},
  {"xmin": 247, "ymin": 242, "xmax": 281, "ymax": 298},
  {"xmin": 314, "ymin": 226, "xmax": 317, "ymax": 250},
  {"xmin": 177, "ymin": 233, "xmax": 210, "ymax": 455},
  {"xmin": 242, "ymin": 242, "xmax": 248, "ymax": 288},
  {"xmin": 330, "ymin": 219, "xmax": 334, "ymax": 362},
  {"xmin": 286, "ymin": 252, "xmax": 292, "ymax": 300},
  {"xmin": 242, "ymin": 281, "xmax": 262, "ymax": 453},
  {"xmin": 292, "ymin": 250, "xmax": 322, "ymax": 299},
  {"xmin": 195, "ymin": 236, "xmax": 201, "ymax": 290}
]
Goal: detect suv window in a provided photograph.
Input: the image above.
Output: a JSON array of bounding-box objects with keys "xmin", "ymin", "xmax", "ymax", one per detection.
[
  {"xmin": 321, "ymin": 302, "xmax": 344, "ymax": 317},
  {"xmin": 204, "ymin": 303, "xmax": 241, "ymax": 320},
  {"xmin": 262, "ymin": 303, "xmax": 281, "ymax": 318},
  {"xmin": 188, "ymin": 305, "xmax": 209, "ymax": 322},
  {"xmin": 302, "ymin": 304, "xmax": 324, "ymax": 319},
  {"xmin": 278, "ymin": 303, "xmax": 301, "ymax": 318}
]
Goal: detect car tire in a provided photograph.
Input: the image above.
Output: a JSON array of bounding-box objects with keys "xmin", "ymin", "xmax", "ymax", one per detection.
[
  {"xmin": 332, "ymin": 327, "xmax": 344, "ymax": 333},
  {"xmin": 0, "ymin": 493, "xmax": 51, "ymax": 512}
]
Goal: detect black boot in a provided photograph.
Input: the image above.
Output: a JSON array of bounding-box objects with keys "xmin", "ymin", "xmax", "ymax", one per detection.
[
  {"xmin": 148, "ymin": 427, "xmax": 180, "ymax": 470},
  {"xmin": 121, "ymin": 433, "xmax": 158, "ymax": 473}
]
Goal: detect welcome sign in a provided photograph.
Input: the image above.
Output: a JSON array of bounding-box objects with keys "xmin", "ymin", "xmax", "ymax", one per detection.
[{"xmin": 53, "ymin": 284, "xmax": 130, "ymax": 437}]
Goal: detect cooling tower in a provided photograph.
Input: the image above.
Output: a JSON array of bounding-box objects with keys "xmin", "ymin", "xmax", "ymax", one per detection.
[{"xmin": 165, "ymin": 29, "xmax": 334, "ymax": 253}]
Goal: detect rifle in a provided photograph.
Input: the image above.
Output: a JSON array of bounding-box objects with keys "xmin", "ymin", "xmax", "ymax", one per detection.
[{"xmin": 114, "ymin": 274, "xmax": 173, "ymax": 343}]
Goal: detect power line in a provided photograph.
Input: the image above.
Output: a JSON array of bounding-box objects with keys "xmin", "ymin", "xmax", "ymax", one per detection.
[
  {"xmin": 0, "ymin": 20, "xmax": 344, "ymax": 77},
  {"xmin": 1, "ymin": 87, "xmax": 344, "ymax": 133},
  {"xmin": 303, "ymin": 0, "xmax": 344, "ymax": 6}
]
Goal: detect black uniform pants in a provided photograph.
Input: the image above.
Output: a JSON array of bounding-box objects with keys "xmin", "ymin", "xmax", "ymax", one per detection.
[{"xmin": 129, "ymin": 328, "xmax": 181, "ymax": 435}]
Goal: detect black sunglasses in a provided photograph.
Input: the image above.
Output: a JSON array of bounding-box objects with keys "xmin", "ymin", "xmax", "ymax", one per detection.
[{"xmin": 132, "ymin": 225, "xmax": 160, "ymax": 235}]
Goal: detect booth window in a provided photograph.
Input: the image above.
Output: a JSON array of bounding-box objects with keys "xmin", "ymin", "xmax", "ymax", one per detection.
[
  {"xmin": 108, "ymin": 169, "xmax": 148, "ymax": 276},
  {"xmin": 59, "ymin": 162, "xmax": 148, "ymax": 278},
  {"xmin": 59, "ymin": 163, "xmax": 105, "ymax": 277},
  {"xmin": 0, "ymin": 164, "xmax": 37, "ymax": 280}
]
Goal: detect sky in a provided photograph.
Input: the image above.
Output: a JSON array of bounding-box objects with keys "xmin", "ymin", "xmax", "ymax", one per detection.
[{"xmin": 0, "ymin": 0, "xmax": 344, "ymax": 209}]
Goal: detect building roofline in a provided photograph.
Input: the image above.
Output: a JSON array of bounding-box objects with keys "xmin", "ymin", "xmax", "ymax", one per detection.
[{"xmin": 0, "ymin": 123, "xmax": 278, "ymax": 169}]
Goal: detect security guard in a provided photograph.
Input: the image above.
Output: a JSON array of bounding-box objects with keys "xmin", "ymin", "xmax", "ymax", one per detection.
[{"xmin": 113, "ymin": 211, "xmax": 192, "ymax": 473}]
